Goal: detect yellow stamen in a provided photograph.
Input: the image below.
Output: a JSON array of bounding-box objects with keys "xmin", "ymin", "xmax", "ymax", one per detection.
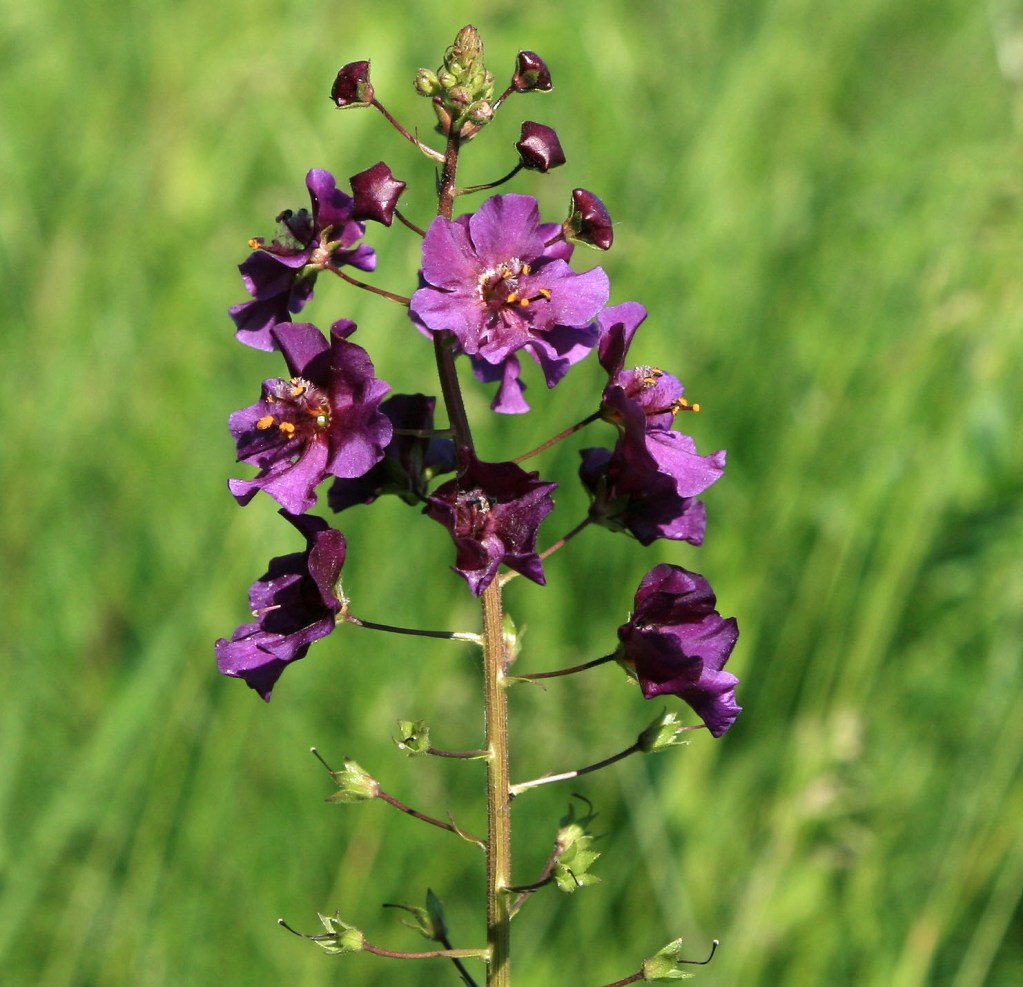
[
  {"xmin": 278, "ymin": 421, "xmax": 296, "ymax": 438},
  {"xmin": 256, "ymin": 415, "xmax": 275, "ymax": 430}
]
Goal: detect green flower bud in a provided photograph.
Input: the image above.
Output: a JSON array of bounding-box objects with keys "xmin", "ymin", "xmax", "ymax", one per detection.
[{"xmin": 414, "ymin": 68, "xmax": 440, "ymax": 96}]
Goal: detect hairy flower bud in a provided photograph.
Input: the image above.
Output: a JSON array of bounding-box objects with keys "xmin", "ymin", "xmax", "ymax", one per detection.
[
  {"xmin": 330, "ymin": 61, "xmax": 374, "ymax": 108},
  {"xmin": 516, "ymin": 121, "xmax": 566, "ymax": 172},
  {"xmin": 512, "ymin": 50, "xmax": 553, "ymax": 92}
]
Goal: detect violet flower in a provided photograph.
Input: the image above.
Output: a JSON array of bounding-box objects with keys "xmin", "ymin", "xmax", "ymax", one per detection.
[
  {"xmin": 579, "ymin": 445, "xmax": 707, "ymax": 546},
  {"xmin": 424, "ymin": 454, "xmax": 557, "ymax": 596},
  {"xmin": 216, "ymin": 512, "xmax": 346, "ymax": 700},
  {"xmin": 409, "ymin": 193, "xmax": 609, "ymax": 413},
  {"xmin": 229, "ymin": 169, "xmax": 376, "ymax": 351},
  {"xmin": 327, "ymin": 393, "xmax": 456, "ymax": 511},
  {"xmin": 229, "ymin": 320, "xmax": 392, "ymax": 515},
  {"xmin": 617, "ymin": 564, "xmax": 741, "ymax": 737},
  {"xmin": 596, "ymin": 302, "xmax": 726, "ymax": 500}
]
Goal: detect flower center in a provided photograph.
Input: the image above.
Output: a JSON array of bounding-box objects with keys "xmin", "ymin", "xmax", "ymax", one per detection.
[
  {"xmin": 256, "ymin": 377, "xmax": 332, "ymax": 439},
  {"xmin": 455, "ymin": 488, "xmax": 497, "ymax": 538},
  {"xmin": 478, "ymin": 259, "xmax": 552, "ymax": 311}
]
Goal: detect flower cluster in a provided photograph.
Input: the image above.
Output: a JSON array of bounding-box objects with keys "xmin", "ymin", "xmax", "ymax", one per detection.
[{"xmin": 217, "ymin": 27, "xmax": 741, "ymax": 736}]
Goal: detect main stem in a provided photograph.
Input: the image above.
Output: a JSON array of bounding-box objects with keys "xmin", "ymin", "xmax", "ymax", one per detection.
[{"xmin": 435, "ymin": 125, "xmax": 512, "ymax": 987}]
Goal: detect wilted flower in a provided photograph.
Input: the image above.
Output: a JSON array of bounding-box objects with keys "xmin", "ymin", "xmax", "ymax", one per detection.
[
  {"xmin": 617, "ymin": 564, "xmax": 740, "ymax": 737},
  {"xmin": 516, "ymin": 121, "xmax": 566, "ymax": 172},
  {"xmin": 330, "ymin": 60, "xmax": 374, "ymax": 108},
  {"xmin": 349, "ymin": 162, "xmax": 406, "ymax": 226},
  {"xmin": 409, "ymin": 193, "xmax": 608, "ymax": 412},
  {"xmin": 512, "ymin": 50, "xmax": 553, "ymax": 93},
  {"xmin": 563, "ymin": 188, "xmax": 614, "ymax": 250},
  {"xmin": 216, "ymin": 513, "xmax": 346, "ymax": 700},
  {"xmin": 229, "ymin": 320, "xmax": 392, "ymax": 515},
  {"xmin": 229, "ymin": 170, "xmax": 376, "ymax": 351},
  {"xmin": 424, "ymin": 454, "xmax": 557, "ymax": 595}
]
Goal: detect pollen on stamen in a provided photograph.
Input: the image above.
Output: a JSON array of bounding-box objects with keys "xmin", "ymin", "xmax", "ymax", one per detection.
[
  {"xmin": 673, "ymin": 398, "xmax": 700, "ymax": 414},
  {"xmin": 279, "ymin": 421, "xmax": 297, "ymax": 437},
  {"xmin": 256, "ymin": 415, "xmax": 275, "ymax": 430},
  {"xmin": 247, "ymin": 237, "xmax": 265, "ymax": 250}
]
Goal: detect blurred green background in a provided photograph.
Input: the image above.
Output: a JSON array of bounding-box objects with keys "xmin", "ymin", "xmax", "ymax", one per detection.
[{"xmin": 3, "ymin": 0, "xmax": 1022, "ymax": 984}]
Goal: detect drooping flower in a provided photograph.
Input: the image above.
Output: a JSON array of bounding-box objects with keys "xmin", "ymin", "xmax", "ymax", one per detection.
[
  {"xmin": 424, "ymin": 453, "xmax": 557, "ymax": 595},
  {"xmin": 616, "ymin": 564, "xmax": 740, "ymax": 737},
  {"xmin": 229, "ymin": 320, "xmax": 392, "ymax": 515},
  {"xmin": 327, "ymin": 393, "xmax": 456, "ymax": 512},
  {"xmin": 579, "ymin": 445, "xmax": 707, "ymax": 546},
  {"xmin": 229, "ymin": 170, "xmax": 376, "ymax": 351},
  {"xmin": 409, "ymin": 193, "xmax": 609, "ymax": 413},
  {"xmin": 216, "ymin": 512, "xmax": 346, "ymax": 700}
]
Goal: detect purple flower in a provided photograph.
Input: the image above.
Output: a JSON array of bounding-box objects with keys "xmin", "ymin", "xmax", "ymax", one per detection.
[
  {"xmin": 409, "ymin": 193, "xmax": 609, "ymax": 413},
  {"xmin": 596, "ymin": 302, "xmax": 726, "ymax": 500},
  {"xmin": 327, "ymin": 393, "xmax": 456, "ymax": 511},
  {"xmin": 216, "ymin": 512, "xmax": 346, "ymax": 700},
  {"xmin": 229, "ymin": 320, "xmax": 392, "ymax": 515},
  {"xmin": 617, "ymin": 564, "xmax": 741, "ymax": 737},
  {"xmin": 424, "ymin": 454, "xmax": 557, "ymax": 595},
  {"xmin": 229, "ymin": 170, "xmax": 376, "ymax": 351},
  {"xmin": 579, "ymin": 446, "xmax": 707, "ymax": 546}
]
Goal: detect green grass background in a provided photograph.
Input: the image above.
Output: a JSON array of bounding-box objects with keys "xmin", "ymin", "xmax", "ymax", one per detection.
[{"xmin": 3, "ymin": 0, "xmax": 1022, "ymax": 984}]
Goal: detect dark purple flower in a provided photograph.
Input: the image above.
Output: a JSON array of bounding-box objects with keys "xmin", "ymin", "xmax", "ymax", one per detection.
[
  {"xmin": 579, "ymin": 446, "xmax": 707, "ymax": 546},
  {"xmin": 327, "ymin": 393, "xmax": 456, "ymax": 511},
  {"xmin": 229, "ymin": 169, "xmax": 376, "ymax": 351},
  {"xmin": 216, "ymin": 512, "xmax": 346, "ymax": 700},
  {"xmin": 330, "ymin": 60, "xmax": 374, "ymax": 107},
  {"xmin": 424, "ymin": 454, "xmax": 557, "ymax": 596},
  {"xmin": 564, "ymin": 188, "xmax": 614, "ymax": 250},
  {"xmin": 409, "ymin": 193, "xmax": 609, "ymax": 413},
  {"xmin": 229, "ymin": 320, "xmax": 392, "ymax": 515},
  {"xmin": 596, "ymin": 302, "xmax": 725, "ymax": 500},
  {"xmin": 512, "ymin": 50, "xmax": 553, "ymax": 92},
  {"xmin": 617, "ymin": 564, "xmax": 740, "ymax": 737},
  {"xmin": 516, "ymin": 121, "xmax": 566, "ymax": 172},
  {"xmin": 350, "ymin": 162, "xmax": 406, "ymax": 226}
]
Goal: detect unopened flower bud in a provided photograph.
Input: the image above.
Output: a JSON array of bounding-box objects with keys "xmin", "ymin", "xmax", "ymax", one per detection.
[
  {"xmin": 564, "ymin": 188, "xmax": 614, "ymax": 250},
  {"xmin": 516, "ymin": 121, "xmax": 566, "ymax": 172},
  {"xmin": 349, "ymin": 162, "xmax": 406, "ymax": 226},
  {"xmin": 468, "ymin": 100, "xmax": 494, "ymax": 124},
  {"xmin": 513, "ymin": 50, "xmax": 553, "ymax": 92},
  {"xmin": 330, "ymin": 61, "xmax": 374, "ymax": 108},
  {"xmin": 414, "ymin": 68, "xmax": 439, "ymax": 96}
]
